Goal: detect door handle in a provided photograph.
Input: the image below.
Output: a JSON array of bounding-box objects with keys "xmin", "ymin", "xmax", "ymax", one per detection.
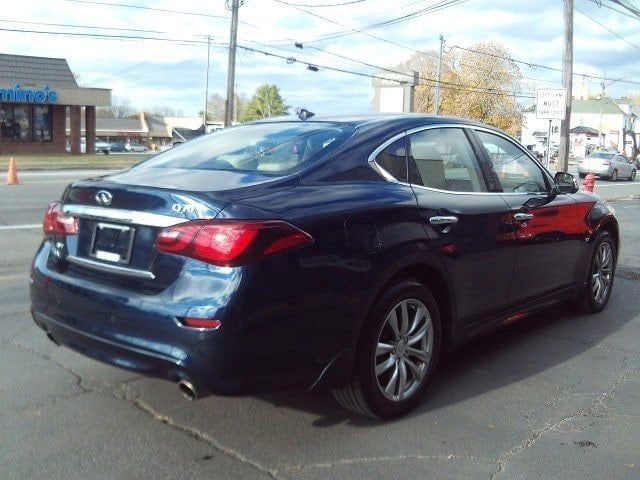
[
  {"xmin": 429, "ymin": 216, "xmax": 459, "ymax": 225},
  {"xmin": 513, "ymin": 212, "xmax": 534, "ymax": 221}
]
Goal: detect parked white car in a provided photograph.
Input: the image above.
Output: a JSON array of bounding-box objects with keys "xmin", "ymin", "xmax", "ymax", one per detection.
[{"xmin": 578, "ymin": 151, "xmax": 636, "ymax": 182}]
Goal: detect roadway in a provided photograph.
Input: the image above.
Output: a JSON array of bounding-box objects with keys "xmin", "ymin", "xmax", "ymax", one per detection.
[{"xmin": 1, "ymin": 171, "xmax": 639, "ymax": 479}]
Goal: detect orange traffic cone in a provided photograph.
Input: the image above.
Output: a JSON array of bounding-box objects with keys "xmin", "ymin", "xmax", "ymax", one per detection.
[{"xmin": 6, "ymin": 157, "xmax": 19, "ymax": 185}]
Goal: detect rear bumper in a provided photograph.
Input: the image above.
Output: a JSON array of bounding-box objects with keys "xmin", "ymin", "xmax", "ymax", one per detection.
[{"xmin": 29, "ymin": 240, "xmax": 353, "ymax": 394}]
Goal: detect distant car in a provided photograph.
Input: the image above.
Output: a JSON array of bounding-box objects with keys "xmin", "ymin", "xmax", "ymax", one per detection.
[
  {"xmin": 95, "ymin": 140, "xmax": 111, "ymax": 154},
  {"xmin": 578, "ymin": 151, "xmax": 636, "ymax": 181},
  {"xmin": 129, "ymin": 142, "xmax": 149, "ymax": 153},
  {"xmin": 109, "ymin": 142, "xmax": 127, "ymax": 153}
]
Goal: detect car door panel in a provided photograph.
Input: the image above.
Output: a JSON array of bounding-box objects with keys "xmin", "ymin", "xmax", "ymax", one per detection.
[
  {"xmin": 470, "ymin": 127, "xmax": 588, "ymax": 304},
  {"xmin": 406, "ymin": 126, "xmax": 516, "ymax": 324}
]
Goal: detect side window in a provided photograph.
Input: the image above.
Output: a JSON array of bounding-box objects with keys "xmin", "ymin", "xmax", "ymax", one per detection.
[
  {"xmin": 407, "ymin": 128, "xmax": 487, "ymax": 192},
  {"xmin": 375, "ymin": 137, "xmax": 407, "ymax": 182},
  {"xmin": 475, "ymin": 131, "xmax": 548, "ymax": 194}
]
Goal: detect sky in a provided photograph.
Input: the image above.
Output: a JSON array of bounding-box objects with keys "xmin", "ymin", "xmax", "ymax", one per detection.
[{"xmin": 2, "ymin": 0, "xmax": 640, "ymax": 117}]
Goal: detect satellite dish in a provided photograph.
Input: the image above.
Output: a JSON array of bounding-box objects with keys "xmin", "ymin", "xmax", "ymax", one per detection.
[{"xmin": 295, "ymin": 107, "xmax": 315, "ymax": 121}]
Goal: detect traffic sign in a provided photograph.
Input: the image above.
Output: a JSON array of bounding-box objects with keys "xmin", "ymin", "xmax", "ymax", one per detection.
[{"xmin": 536, "ymin": 88, "xmax": 567, "ymax": 120}]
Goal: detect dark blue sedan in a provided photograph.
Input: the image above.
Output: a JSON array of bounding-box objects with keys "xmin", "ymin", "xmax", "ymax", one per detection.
[{"xmin": 30, "ymin": 114, "xmax": 618, "ymax": 418}]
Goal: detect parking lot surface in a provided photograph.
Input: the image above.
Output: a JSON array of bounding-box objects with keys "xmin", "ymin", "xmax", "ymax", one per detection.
[{"xmin": 1, "ymin": 172, "xmax": 639, "ymax": 479}]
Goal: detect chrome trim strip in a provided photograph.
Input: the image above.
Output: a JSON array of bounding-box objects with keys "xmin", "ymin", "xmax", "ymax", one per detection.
[
  {"xmin": 367, "ymin": 122, "xmax": 556, "ymax": 196},
  {"xmin": 67, "ymin": 255, "xmax": 156, "ymax": 280},
  {"xmin": 63, "ymin": 205, "xmax": 185, "ymax": 228},
  {"xmin": 34, "ymin": 311, "xmax": 183, "ymax": 366}
]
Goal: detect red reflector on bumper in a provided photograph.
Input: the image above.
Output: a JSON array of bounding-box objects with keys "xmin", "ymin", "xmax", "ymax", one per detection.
[{"xmin": 182, "ymin": 318, "xmax": 222, "ymax": 329}]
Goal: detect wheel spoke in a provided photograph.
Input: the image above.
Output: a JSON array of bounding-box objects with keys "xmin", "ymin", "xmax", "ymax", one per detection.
[
  {"xmin": 407, "ymin": 307, "xmax": 424, "ymax": 336},
  {"xmin": 407, "ymin": 320, "xmax": 429, "ymax": 346},
  {"xmin": 387, "ymin": 310, "xmax": 400, "ymax": 340},
  {"xmin": 376, "ymin": 355, "xmax": 395, "ymax": 376},
  {"xmin": 406, "ymin": 346, "xmax": 429, "ymax": 363},
  {"xmin": 376, "ymin": 342, "xmax": 394, "ymax": 356},
  {"xmin": 399, "ymin": 301, "xmax": 409, "ymax": 336},
  {"xmin": 397, "ymin": 360, "xmax": 408, "ymax": 400},
  {"xmin": 384, "ymin": 362, "xmax": 399, "ymax": 396},
  {"xmin": 404, "ymin": 357, "xmax": 424, "ymax": 382}
]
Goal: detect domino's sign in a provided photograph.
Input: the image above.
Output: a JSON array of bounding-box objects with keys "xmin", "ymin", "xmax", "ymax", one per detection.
[{"xmin": 0, "ymin": 85, "xmax": 58, "ymax": 104}]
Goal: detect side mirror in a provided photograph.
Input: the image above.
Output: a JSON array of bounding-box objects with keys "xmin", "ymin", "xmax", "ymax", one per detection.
[{"xmin": 554, "ymin": 172, "xmax": 579, "ymax": 194}]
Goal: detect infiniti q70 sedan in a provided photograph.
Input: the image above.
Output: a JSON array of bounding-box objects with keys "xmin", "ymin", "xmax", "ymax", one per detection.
[{"xmin": 30, "ymin": 114, "xmax": 618, "ymax": 418}]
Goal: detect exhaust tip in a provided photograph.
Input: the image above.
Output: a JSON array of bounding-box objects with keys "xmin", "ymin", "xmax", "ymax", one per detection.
[{"xmin": 178, "ymin": 379, "xmax": 198, "ymax": 400}]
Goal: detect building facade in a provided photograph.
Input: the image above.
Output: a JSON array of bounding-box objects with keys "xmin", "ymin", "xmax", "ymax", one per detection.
[{"xmin": 0, "ymin": 53, "xmax": 110, "ymax": 155}]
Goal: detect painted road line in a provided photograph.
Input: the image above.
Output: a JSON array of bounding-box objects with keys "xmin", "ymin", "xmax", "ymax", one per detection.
[
  {"xmin": 0, "ymin": 274, "xmax": 28, "ymax": 283},
  {"xmin": 0, "ymin": 224, "xmax": 41, "ymax": 230}
]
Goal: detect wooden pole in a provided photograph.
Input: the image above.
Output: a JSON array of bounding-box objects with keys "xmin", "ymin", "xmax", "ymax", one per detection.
[{"xmin": 558, "ymin": 0, "xmax": 573, "ymax": 172}]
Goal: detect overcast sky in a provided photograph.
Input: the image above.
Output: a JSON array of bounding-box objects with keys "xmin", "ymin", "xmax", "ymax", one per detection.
[{"xmin": 3, "ymin": 0, "xmax": 640, "ymax": 116}]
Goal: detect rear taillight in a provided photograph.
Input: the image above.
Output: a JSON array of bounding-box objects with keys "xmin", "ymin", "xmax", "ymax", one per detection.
[
  {"xmin": 43, "ymin": 202, "xmax": 78, "ymax": 236},
  {"xmin": 155, "ymin": 220, "xmax": 313, "ymax": 266}
]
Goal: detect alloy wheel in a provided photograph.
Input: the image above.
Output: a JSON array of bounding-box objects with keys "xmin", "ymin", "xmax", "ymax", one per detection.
[
  {"xmin": 611, "ymin": 170, "xmax": 618, "ymax": 182},
  {"xmin": 592, "ymin": 241, "xmax": 613, "ymax": 305},
  {"xmin": 375, "ymin": 299, "xmax": 433, "ymax": 402}
]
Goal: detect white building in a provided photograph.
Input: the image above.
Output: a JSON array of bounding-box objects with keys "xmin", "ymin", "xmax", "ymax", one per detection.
[{"xmin": 521, "ymin": 96, "xmax": 639, "ymax": 159}]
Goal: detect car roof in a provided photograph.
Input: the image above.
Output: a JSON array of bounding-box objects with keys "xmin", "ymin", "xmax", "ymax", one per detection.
[{"xmin": 249, "ymin": 113, "xmax": 490, "ymax": 130}]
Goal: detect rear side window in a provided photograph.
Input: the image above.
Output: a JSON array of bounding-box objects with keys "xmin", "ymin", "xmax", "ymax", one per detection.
[
  {"xmin": 137, "ymin": 122, "xmax": 353, "ymax": 176},
  {"xmin": 475, "ymin": 131, "xmax": 548, "ymax": 194},
  {"xmin": 408, "ymin": 128, "xmax": 487, "ymax": 192},
  {"xmin": 375, "ymin": 137, "xmax": 407, "ymax": 181}
]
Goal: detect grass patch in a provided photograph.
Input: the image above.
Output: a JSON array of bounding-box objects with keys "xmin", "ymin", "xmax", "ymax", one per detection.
[{"xmin": 0, "ymin": 153, "xmax": 153, "ymax": 170}]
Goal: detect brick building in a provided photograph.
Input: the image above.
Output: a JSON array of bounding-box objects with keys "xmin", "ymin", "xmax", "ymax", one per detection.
[{"xmin": 0, "ymin": 53, "xmax": 111, "ymax": 155}]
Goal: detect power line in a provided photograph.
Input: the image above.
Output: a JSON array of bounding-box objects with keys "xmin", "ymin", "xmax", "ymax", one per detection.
[
  {"xmin": 275, "ymin": 0, "xmax": 368, "ymax": 6},
  {"xmin": 63, "ymin": 0, "xmax": 261, "ymax": 29},
  {"xmin": 237, "ymin": 43, "xmax": 536, "ymax": 98},
  {"xmin": 449, "ymin": 44, "xmax": 640, "ymax": 86},
  {"xmin": 576, "ymin": 5, "xmax": 640, "ymax": 50}
]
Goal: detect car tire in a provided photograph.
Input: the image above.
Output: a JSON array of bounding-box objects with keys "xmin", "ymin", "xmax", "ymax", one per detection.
[
  {"xmin": 610, "ymin": 169, "xmax": 618, "ymax": 182},
  {"xmin": 568, "ymin": 230, "xmax": 616, "ymax": 314},
  {"xmin": 332, "ymin": 279, "xmax": 441, "ymax": 419},
  {"xmin": 629, "ymin": 170, "xmax": 636, "ymax": 181}
]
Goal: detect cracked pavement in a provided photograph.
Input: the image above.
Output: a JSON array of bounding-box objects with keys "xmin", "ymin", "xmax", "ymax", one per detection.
[{"xmin": 1, "ymin": 178, "xmax": 640, "ymax": 479}]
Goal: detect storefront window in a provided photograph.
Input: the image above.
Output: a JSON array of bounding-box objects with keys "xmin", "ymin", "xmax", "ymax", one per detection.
[
  {"xmin": 13, "ymin": 106, "xmax": 30, "ymax": 141},
  {"xmin": 34, "ymin": 106, "xmax": 52, "ymax": 142},
  {"xmin": 0, "ymin": 104, "xmax": 52, "ymax": 142}
]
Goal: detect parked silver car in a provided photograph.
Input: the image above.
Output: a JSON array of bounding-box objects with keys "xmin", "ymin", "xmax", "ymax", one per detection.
[{"xmin": 578, "ymin": 151, "xmax": 636, "ymax": 181}]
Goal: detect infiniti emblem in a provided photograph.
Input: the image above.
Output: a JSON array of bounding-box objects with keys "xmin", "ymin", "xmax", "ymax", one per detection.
[{"xmin": 95, "ymin": 190, "xmax": 113, "ymax": 206}]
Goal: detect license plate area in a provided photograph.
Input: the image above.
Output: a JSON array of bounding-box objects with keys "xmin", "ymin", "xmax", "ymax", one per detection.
[{"xmin": 90, "ymin": 222, "xmax": 136, "ymax": 264}]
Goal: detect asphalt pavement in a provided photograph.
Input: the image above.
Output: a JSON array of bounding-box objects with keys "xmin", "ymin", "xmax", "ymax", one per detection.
[{"xmin": 1, "ymin": 171, "xmax": 640, "ymax": 479}]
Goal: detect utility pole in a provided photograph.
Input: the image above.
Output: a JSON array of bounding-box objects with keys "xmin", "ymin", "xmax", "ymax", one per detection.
[
  {"xmin": 224, "ymin": 0, "xmax": 240, "ymax": 127},
  {"xmin": 434, "ymin": 34, "xmax": 444, "ymax": 115},
  {"xmin": 203, "ymin": 34, "xmax": 211, "ymax": 128},
  {"xmin": 599, "ymin": 73, "xmax": 606, "ymax": 148},
  {"xmin": 558, "ymin": 0, "xmax": 573, "ymax": 172}
]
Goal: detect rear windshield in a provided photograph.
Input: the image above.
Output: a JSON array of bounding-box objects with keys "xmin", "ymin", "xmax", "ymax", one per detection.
[{"xmin": 138, "ymin": 122, "xmax": 353, "ymax": 175}]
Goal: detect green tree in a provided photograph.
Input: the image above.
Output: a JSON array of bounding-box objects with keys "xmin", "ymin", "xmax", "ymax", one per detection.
[{"xmin": 241, "ymin": 84, "xmax": 289, "ymax": 122}]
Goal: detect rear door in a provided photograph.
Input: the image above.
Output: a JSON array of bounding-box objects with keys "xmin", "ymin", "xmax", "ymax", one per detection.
[
  {"xmin": 471, "ymin": 128, "xmax": 586, "ymax": 304},
  {"xmin": 406, "ymin": 126, "xmax": 516, "ymax": 324}
]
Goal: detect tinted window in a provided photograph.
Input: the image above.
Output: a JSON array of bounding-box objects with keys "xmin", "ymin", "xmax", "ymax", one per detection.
[
  {"xmin": 139, "ymin": 122, "xmax": 353, "ymax": 176},
  {"xmin": 589, "ymin": 152, "xmax": 615, "ymax": 159},
  {"xmin": 476, "ymin": 131, "xmax": 548, "ymax": 194},
  {"xmin": 375, "ymin": 137, "xmax": 407, "ymax": 181},
  {"xmin": 408, "ymin": 128, "xmax": 487, "ymax": 192}
]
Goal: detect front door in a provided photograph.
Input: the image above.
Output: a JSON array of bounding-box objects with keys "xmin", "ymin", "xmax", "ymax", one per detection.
[
  {"xmin": 471, "ymin": 128, "xmax": 586, "ymax": 304},
  {"xmin": 406, "ymin": 126, "xmax": 516, "ymax": 324}
]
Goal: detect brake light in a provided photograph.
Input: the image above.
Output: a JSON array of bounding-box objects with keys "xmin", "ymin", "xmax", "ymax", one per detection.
[
  {"xmin": 155, "ymin": 220, "xmax": 313, "ymax": 266},
  {"xmin": 182, "ymin": 317, "xmax": 222, "ymax": 329},
  {"xmin": 43, "ymin": 202, "xmax": 78, "ymax": 235}
]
